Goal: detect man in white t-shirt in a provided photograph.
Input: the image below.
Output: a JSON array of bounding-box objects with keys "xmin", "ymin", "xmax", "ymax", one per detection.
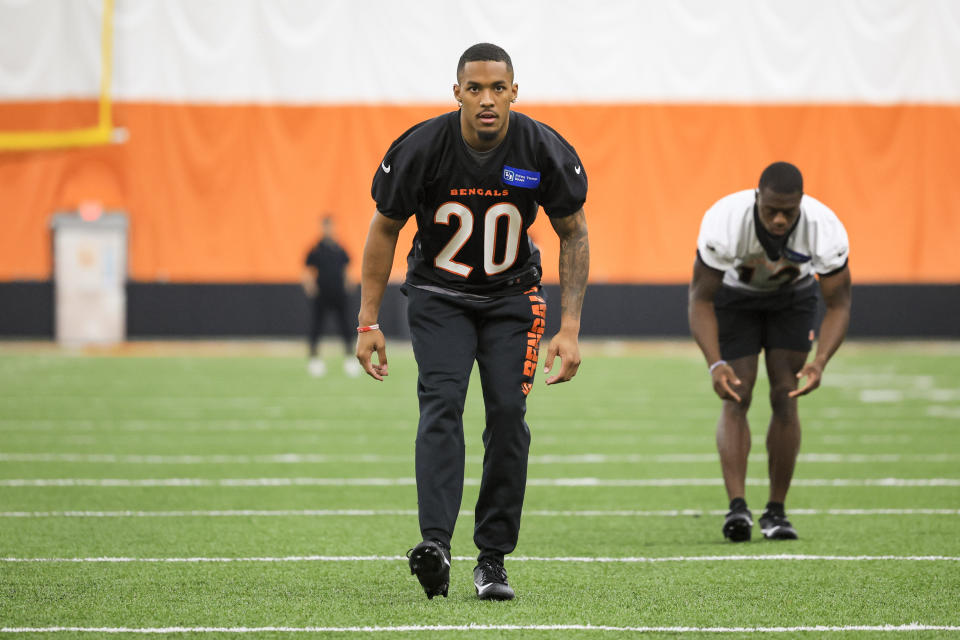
[{"xmin": 688, "ymin": 162, "xmax": 852, "ymax": 542}]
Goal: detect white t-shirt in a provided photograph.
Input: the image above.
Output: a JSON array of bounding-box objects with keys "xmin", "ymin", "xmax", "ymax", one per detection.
[{"xmin": 697, "ymin": 189, "xmax": 849, "ymax": 293}]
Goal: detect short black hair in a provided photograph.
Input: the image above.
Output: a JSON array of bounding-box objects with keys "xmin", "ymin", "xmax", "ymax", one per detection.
[
  {"xmin": 457, "ymin": 43, "xmax": 513, "ymax": 80},
  {"xmin": 759, "ymin": 161, "xmax": 803, "ymax": 194}
]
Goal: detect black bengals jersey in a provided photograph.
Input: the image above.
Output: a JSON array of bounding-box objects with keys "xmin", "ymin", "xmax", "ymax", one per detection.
[{"xmin": 371, "ymin": 110, "xmax": 587, "ymax": 296}]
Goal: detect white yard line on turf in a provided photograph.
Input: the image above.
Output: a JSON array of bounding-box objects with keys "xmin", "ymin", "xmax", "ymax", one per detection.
[
  {"xmin": 3, "ymin": 554, "xmax": 959, "ymax": 564},
  {"xmin": 0, "ymin": 411, "xmax": 950, "ymax": 432},
  {"xmin": 2, "ymin": 452, "xmax": 957, "ymax": 464},
  {"xmin": 0, "ymin": 421, "xmax": 413, "ymax": 433},
  {"xmin": 0, "ymin": 509, "xmax": 419, "ymax": 518},
  {"xmin": 2, "ymin": 508, "xmax": 958, "ymax": 518},
  {"xmin": 1, "ymin": 624, "xmax": 959, "ymax": 634},
  {"xmin": 2, "ymin": 477, "xmax": 959, "ymax": 487}
]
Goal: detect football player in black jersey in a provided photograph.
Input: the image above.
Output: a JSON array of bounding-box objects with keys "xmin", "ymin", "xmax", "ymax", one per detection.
[{"xmin": 356, "ymin": 43, "xmax": 589, "ymax": 600}]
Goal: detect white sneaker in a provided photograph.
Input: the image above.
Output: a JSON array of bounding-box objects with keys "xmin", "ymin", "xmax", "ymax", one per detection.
[
  {"xmin": 308, "ymin": 358, "xmax": 327, "ymax": 377},
  {"xmin": 343, "ymin": 359, "xmax": 362, "ymax": 378}
]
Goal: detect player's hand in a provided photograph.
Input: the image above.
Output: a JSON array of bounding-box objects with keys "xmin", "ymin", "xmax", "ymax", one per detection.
[
  {"xmin": 711, "ymin": 363, "xmax": 742, "ymax": 402},
  {"xmin": 356, "ymin": 330, "xmax": 388, "ymax": 381},
  {"xmin": 789, "ymin": 361, "xmax": 823, "ymax": 398},
  {"xmin": 543, "ymin": 327, "xmax": 581, "ymax": 385}
]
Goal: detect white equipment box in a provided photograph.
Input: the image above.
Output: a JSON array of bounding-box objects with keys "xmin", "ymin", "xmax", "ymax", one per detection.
[{"xmin": 51, "ymin": 212, "xmax": 128, "ymax": 346}]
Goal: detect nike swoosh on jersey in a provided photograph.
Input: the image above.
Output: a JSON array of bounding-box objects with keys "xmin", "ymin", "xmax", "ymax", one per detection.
[
  {"xmin": 574, "ymin": 165, "xmax": 581, "ymax": 175},
  {"xmin": 381, "ymin": 162, "xmax": 391, "ymax": 174}
]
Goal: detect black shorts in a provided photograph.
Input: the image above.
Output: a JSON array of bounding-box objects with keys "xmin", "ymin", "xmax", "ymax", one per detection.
[{"xmin": 714, "ymin": 284, "xmax": 819, "ymax": 361}]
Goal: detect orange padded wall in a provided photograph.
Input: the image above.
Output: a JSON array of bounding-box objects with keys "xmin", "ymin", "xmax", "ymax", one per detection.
[{"xmin": 2, "ymin": 100, "xmax": 959, "ymax": 283}]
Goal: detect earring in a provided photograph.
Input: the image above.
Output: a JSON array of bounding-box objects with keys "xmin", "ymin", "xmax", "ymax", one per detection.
[{"xmin": 511, "ymin": 98, "xmax": 517, "ymax": 103}]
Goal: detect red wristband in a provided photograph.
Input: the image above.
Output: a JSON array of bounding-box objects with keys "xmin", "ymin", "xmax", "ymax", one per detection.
[{"xmin": 357, "ymin": 324, "xmax": 380, "ymax": 333}]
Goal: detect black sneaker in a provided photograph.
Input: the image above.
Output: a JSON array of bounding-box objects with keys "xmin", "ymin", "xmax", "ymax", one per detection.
[
  {"xmin": 473, "ymin": 559, "xmax": 515, "ymax": 601},
  {"xmin": 722, "ymin": 507, "xmax": 753, "ymax": 542},
  {"xmin": 407, "ymin": 540, "xmax": 450, "ymax": 599},
  {"xmin": 759, "ymin": 511, "xmax": 799, "ymax": 540}
]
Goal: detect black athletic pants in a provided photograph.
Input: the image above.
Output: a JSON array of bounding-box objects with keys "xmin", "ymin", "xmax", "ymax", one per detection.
[
  {"xmin": 405, "ymin": 284, "xmax": 546, "ymax": 564},
  {"xmin": 308, "ymin": 293, "xmax": 353, "ymax": 356}
]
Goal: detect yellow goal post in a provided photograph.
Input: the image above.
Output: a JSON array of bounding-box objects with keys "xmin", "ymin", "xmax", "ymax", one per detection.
[{"xmin": 0, "ymin": 0, "xmax": 120, "ymax": 151}]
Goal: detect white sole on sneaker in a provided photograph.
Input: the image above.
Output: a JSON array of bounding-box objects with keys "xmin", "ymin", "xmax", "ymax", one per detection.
[
  {"xmin": 475, "ymin": 582, "xmax": 515, "ymax": 601},
  {"xmin": 762, "ymin": 525, "xmax": 798, "ymax": 540}
]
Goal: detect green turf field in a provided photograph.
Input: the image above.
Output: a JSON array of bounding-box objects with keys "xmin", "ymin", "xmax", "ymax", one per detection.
[{"xmin": 1, "ymin": 341, "xmax": 958, "ymax": 639}]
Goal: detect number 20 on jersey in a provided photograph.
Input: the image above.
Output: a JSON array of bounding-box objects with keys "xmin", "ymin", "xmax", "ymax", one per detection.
[{"xmin": 433, "ymin": 202, "xmax": 522, "ymax": 277}]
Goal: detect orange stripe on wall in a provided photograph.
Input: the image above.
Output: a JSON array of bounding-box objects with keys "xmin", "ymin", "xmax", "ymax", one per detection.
[
  {"xmin": 0, "ymin": 100, "xmax": 100, "ymax": 131},
  {"xmin": 2, "ymin": 101, "xmax": 959, "ymax": 283}
]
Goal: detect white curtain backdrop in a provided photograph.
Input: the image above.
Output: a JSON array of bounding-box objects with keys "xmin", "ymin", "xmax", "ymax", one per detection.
[{"xmin": 1, "ymin": 0, "xmax": 959, "ymax": 103}]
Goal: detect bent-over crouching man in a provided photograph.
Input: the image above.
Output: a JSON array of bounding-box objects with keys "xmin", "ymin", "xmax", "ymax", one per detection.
[
  {"xmin": 356, "ymin": 43, "xmax": 589, "ymax": 600},
  {"xmin": 688, "ymin": 162, "xmax": 852, "ymax": 542}
]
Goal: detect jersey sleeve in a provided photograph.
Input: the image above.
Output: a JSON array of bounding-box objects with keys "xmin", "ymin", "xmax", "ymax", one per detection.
[
  {"xmin": 808, "ymin": 205, "xmax": 850, "ymax": 275},
  {"xmin": 535, "ymin": 124, "xmax": 587, "ymax": 218},
  {"xmin": 696, "ymin": 197, "xmax": 740, "ymax": 272},
  {"xmin": 370, "ymin": 124, "xmax": 430, "ymax": 221}
]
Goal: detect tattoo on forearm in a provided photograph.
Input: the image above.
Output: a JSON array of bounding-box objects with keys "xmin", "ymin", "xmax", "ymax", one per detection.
[{"xmin": 557, "ymin": 214, "xmax": 589, "ymax": 320}]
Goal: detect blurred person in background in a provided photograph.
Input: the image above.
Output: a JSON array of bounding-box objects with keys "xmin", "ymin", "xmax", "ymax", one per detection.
[
  {"xmin": 689, "ymin": 161, "xmax": 852, "ymax": 543},
  {"xmin": 302, "ymin": 215, "xmax": 361, "ymax": 377}
]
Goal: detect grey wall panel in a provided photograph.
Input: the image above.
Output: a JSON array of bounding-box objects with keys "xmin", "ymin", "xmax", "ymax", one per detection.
[{"xmin": 1, "ymin": 282, "xmax": 957, "ymax": 338}]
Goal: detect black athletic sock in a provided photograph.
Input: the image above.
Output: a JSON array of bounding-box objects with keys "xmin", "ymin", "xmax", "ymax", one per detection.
[
  {"xmin": 428, "ymin": 538, "xmax": 450, "ymax": 552},
  {"xmin": 477, "ymin": 551, "xmax": 505, "ymax": 567},
  {"xmin": 765, "ymin": 501, "xmax": 785, "ymax": 516},
  {"xmin": 729, "ymin": 497, "xmax": 748, "ymax": 512}
]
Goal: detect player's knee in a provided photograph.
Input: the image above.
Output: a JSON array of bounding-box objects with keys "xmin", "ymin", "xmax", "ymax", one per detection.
[
  {"xmin": 723, "ymin": 394, "xmax": 752, "ymax": 415},
  {"xmin": 418, "ymin": 386, "xmax": 467, "ymax": 422},
  {"xmin": 482, "ymin": 425, "xmax": 530, "ymax": 461},
  {"xmin": 486, "ymin": 397, "xmax": 524, "ymax": 418},
  {"xmin": 483, "ymin": 403, "xmax": 528, "ymax": 434},
  {"xmin": 769, "ymin": 385, "xmax": 797, "ymax": 415},
  {"xmin": 476, "ymin": 390, "xmax": 527, "ymax": 427}
]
